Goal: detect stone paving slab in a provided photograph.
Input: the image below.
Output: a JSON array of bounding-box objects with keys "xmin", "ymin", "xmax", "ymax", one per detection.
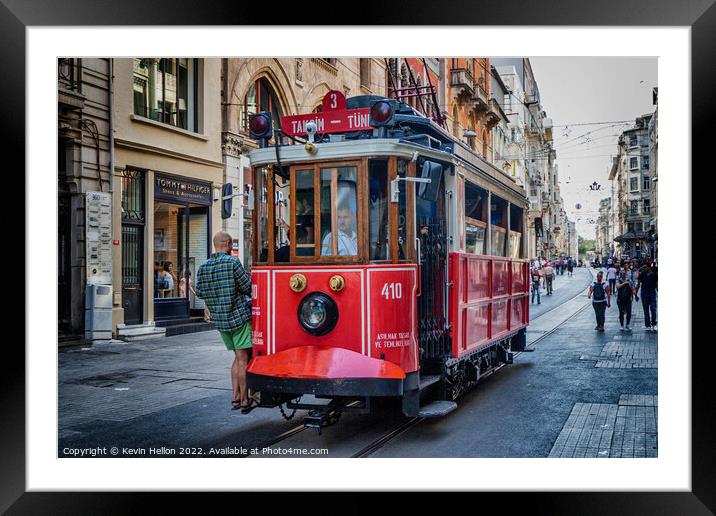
[
  {"xmin": 58, "ymin": 333, "xmax": 232, "ymax": 431},
  {"xmin": 548, "ymin": 395, "xmax": 658, "ymax": 458}
]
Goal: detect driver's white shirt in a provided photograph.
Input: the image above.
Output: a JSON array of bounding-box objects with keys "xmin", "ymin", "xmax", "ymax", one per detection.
[{"xmin": 321, "ymin": 230, "xmax": 358, "ymax": 256}]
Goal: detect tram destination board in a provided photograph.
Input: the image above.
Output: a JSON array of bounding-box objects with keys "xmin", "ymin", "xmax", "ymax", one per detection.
[{"xmin": 281, "ymin": 90, "xmax": 371, "ymax": 137}]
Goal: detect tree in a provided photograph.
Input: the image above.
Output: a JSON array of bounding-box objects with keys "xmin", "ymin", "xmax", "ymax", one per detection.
[{"xmin": 578, "ymin": 236, "xmax": 596, "ymax": 255}]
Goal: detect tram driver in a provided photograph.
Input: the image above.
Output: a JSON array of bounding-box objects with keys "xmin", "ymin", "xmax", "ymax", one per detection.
[{"xmin": 321, "ymin": 203, "xmax": 358, "ymax": 256}]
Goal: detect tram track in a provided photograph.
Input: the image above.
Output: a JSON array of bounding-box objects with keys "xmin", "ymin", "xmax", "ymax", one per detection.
[{"xmin": 242, "ymin": 271, "xmax": 593, "ymax": 459}]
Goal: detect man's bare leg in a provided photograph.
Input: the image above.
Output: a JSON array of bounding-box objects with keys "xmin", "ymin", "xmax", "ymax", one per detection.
[
  {"xmin": 231, "ymin": 351, "xmax": 242, "ymax": 404},
  {"xmin": 236, "ymin": 349, "xmax": 250, "ymax": 406}
]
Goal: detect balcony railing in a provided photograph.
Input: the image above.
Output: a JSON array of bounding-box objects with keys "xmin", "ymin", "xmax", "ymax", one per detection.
[
  {"xmin": 58, "ymin": 58, "xmax": 81, "ymax": 92},
  {"xmin": 472, "ymin": 81, "xmax": 488, "ymax": 113},
  {"xmin": 485, "ymin": 97, "xmax": 503, "ymax": 129},
  {"xmin": 450, "ymin": 68, "xmax": 474, "ymax": 97}
]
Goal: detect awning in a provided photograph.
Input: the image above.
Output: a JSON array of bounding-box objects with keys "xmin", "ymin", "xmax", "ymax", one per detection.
[{"xmin": 614, "ymin": 231, "xmax": 648, "ymax": 243}]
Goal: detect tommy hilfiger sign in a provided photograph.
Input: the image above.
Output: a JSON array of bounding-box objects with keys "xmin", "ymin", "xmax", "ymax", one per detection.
[{"xmin": 155, "ymin": 173, "xmax": 211, "ymax": 205}]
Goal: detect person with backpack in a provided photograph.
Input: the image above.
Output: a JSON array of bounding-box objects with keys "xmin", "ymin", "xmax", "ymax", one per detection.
[
  {"xmin": 543, "ymin": 262, "xmax": 555, "ymax": 295},
  {"xmin": 615, "ymin": 269, "xmax": 635, "ymax": 331},
  {"xmin": 588, "ymin": 271, "xmax": 611, "ymax": 331},
  {"xmin": 531, "ymin": 266, "xmax": 542, "ymax": 305}
]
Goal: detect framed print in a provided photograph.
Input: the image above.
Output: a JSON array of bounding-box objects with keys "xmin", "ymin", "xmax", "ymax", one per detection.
[{"xmin": 7, "ymin": 0, "xmax": 713, "ymax": 512}]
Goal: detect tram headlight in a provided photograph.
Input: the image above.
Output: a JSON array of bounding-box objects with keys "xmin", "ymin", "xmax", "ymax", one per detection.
[
  {"xmin": 297, "ymin": 292, "xmax": 339, "ymax": 336},
  {"xmin": 248, "ymin": 112, "xmax": 273, "ymax": 140},
  {"xmin": 369, "ymin": 99, "xmax": 397, "ymax": 127}
]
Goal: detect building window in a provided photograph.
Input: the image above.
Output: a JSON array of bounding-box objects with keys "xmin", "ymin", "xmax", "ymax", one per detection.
[
  {"xmin": 630, "ymin": 177, "xmax": 639, "ymax": 191},
  {"xmin": 643, "ymin": 199, "xmax": 651, "ymax": 214},
  {"xmin": 629, "ymin": 134, "xmax": 637, "ymax": 147},
  {"xmin": 629, "ymin": 157, "xmax": 639, "ymax": 170},
  {"xmin": 133, "ymin": 58, "xmax": 198, "ymax": 131},
  {"xmin": 643, "ymin": 176, "xmax": 650, "ymax": 190},
  {"xmin": 642, "ymin": 156, "xmax": 650, "ymax": 169},
  {"xmin": 627, "ymin": 222, "xmax": 634, "ymax": 232},
  {"xmin": 634, "ymin": 222, "xmax": 643, "ymax": 232},
  {"xmin": 360, "ymin": 58, "xmax": 371, "ymax": 89},
  {"xmin": 242, "ymin": 77, "xmax": 284, "ymax": 137},
  {"xmin": 630, "ymin": 200, "xmax": 638, "ymax": 215}
]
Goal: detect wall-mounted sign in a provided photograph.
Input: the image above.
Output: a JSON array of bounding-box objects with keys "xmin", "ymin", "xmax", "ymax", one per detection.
[
  {"xmin": 155, "ymin": 173, "xmax": 211, "ymax": 205},
  {"xmin": 85, "ymin": 191, "xmax": 113, "ymax": 285},
  {"xmin": 280, "ymin": 90, "xmax": 371, "ymax": 137}
]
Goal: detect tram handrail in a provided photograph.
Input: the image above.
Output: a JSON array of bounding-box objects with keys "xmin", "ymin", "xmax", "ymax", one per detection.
[{"xmin": 416, "ymin": 237, "xmax": 422, "ymax": 297}]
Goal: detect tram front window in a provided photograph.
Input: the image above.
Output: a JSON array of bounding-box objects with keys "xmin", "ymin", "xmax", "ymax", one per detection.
[
  {"xmin": 320, "ymin": 166, "xmax": 358, "ymax": 256},
  {"xmin": 369, "ymin": 159, "xmax": 390, "ymax": 260}
]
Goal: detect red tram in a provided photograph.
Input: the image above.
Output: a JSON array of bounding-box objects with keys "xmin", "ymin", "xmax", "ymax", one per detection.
[{"xmin": 245, "ymin": 91, "xmax": 529, "ymax": 427}]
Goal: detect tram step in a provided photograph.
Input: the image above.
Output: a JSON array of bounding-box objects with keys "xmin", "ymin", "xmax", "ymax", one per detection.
[
  {"xmin": 419, "ymin": 375, "xmax": 442, "ymax": 391},
  {"xmin": 418, "ymin": 400, "xmax": 457, "ymax": 418}
]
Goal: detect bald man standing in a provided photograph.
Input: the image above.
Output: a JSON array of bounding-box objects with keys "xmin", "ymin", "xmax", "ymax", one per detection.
[{"xmin": 195, "ymin": 231, "xmax": 256, "ymax": 413}]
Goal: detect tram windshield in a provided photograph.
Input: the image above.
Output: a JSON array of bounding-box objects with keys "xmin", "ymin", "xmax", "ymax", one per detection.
[{"xmin": 253, "ymin": 157, "xmax": 415, "ymax": 265}]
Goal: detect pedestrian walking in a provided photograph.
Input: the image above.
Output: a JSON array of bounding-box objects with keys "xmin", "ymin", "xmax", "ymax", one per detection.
[
  {"xmin": 567, "ymin": 257, "xmax": 574, "ymax": 277},
  {"xmin": 615, "ymin": 269, "xmax": 635, "ymax": 332},
  {"xmin": 531, "ymin": 266, "xmax": 542, "ymax": 304},
  {"xmin": 194, "ymin": 231, "xmax": 258, "ymax": 413},
  {"xmin": 543, "ymin": 262, "xmax": 555, "ymax": 295},
  {"xmin": 588, "ymin": 271, "xmax": 611, "ymax": 331},
  {"xmin": 634, "ymin": 262, "xmax": 658, "ymax": 331},
  {"xmin": 606, "ymin": 263, "xmax": 618, "ymax": 299}
]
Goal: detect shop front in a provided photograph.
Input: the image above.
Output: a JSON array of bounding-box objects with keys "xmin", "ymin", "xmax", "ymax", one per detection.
[{"xmin": 153, "ymin": 173, "xmax": 212, "ymax": 321}]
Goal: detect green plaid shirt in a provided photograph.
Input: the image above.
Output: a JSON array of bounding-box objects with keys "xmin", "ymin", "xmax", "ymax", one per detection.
[{"xmin": 194, "ymin": 253, "xmax": 252, "ymax": 331}]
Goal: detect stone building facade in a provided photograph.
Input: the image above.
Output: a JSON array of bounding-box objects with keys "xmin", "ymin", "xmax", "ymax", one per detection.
[{"xmin": 58, "ymin": 58, "xmax": 113, "ymax": 344}]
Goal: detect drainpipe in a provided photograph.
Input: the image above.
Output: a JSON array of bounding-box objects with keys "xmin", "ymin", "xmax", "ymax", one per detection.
[{"xmin": 109, "ymin": 58, "xmax": 114, "ymax": 194}]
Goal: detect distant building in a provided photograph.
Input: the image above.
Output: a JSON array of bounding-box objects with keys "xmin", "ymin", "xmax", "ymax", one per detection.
[{"xmin": 609, "ymin": 113, "xmax": 654, "ymax": 259}]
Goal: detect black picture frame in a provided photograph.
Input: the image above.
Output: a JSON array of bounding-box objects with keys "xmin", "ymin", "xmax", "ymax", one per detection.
[{"xmin": 5, "ymin": 0, "xmax": 711, "ymax": 512}]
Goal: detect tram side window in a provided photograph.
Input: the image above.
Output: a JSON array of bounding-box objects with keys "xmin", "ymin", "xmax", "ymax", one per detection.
[
  {"xmin": 464, "ymin": 180, "xmax": 487, "ymax": 255},
  {"xmin": 320, "ymin": 166, "xmax": 358, "ymax": 257},
  {"xmin": 509, "ymin": 203, "xmax": 524, "ymax": 259},
  {"xmin": 416, "ymin": 159, "xmax": 444, "ymax": 227},
  {"xmin": 369, "ymin": 159, "xmax": 390, "ymax": 260},
  {"xmin": 490, "ymin": 194, "xmax": 508, "ymax": 257},
  {"xmin": 256, "ymin": 166, "xmax": 270, "ymax": 263},
  {"xmin": 294, "ymin": 169, "xmax": 315, "ymax": 257}
]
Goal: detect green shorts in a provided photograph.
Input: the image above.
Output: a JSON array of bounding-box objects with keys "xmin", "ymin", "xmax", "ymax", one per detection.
[{"xmin": 219, "ymin": 323, "xmax": 252, "ymax": 351}]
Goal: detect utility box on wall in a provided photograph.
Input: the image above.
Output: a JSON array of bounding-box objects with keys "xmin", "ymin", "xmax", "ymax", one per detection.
[
  {"xmin": 85, "ymin": 284, "xmax": 113, "ymax": 341},
  {"xmin": 84, "ymin": 191, "xmax": 113, "ymax": 341}
]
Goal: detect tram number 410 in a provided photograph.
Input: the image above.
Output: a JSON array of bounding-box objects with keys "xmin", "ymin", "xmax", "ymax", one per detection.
[{"xmin": 381, "ymin": 282, "xmax": 402, "ymax": 300}]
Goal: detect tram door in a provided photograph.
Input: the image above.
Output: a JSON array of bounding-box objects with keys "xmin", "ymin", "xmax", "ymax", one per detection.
[{"xmin": 415, "ymin": 159, "xmax": 451, "ymax": 367}]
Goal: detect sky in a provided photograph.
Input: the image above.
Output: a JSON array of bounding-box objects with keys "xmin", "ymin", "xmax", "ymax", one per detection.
[{"xmin": 529, "ymin": 57, "xmax": 658, "ymax": 241}]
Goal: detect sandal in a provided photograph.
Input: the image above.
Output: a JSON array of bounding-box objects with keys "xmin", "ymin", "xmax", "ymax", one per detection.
[
  {"xmin": 240, "ymin": 398, "xmax": 260, "ymax": 414},
  {"xmin": 231, "ymin": 399, "xmax": 242, "ymax": 411}
]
